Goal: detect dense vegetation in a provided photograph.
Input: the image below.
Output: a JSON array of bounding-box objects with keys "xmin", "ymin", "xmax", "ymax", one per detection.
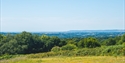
[{"xmin": 0, "ymin": 31, "xmax": 125, "ymax": 56}]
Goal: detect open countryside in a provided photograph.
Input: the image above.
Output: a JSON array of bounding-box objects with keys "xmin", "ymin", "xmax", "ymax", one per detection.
[
  {"xmin": 0, "ymin": 0, "xmax": 125, "ymax": 63},
  {"xmin": 0, "ymin": 31, "xmax": 125, "ymax": 63}
]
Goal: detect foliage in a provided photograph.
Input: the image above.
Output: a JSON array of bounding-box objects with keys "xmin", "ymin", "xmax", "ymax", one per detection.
[
  {"xmin": 0, "ymin": 54, "xmax": 17, "ymax": 60},
  {"xmin": 102, "ymin": 45, "xmax": 125, "ymax": 56},
  {"xmin": 103, "ymin": 38, "xmax": 116, "ymax": 46},
  {"xmin": 117, "ymin": 34, "xmax": 125, "ymax": 44},
  {"xmin": 86, "ymin": 37, "xmax": 101, "ymax": 48},
  {"xmin": 51, "ymin": 46, "xmax": 60, "ymax": 52},
  {"xmin": 0, "ymin": 31, "xmax": 125, "ymax": 56},
  {"xmin": 28, "ymin": 45, "xmax": 125, "ymax": 58},
  {"xmin": 61, "ymin": 44, "xmax": 77, "ymax": 51},
  {"xmin": 77, "ymin": 39, "xmax": 85, "ymax": 48}
]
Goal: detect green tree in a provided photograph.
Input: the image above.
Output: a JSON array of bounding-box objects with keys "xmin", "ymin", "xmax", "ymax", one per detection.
[
  {"xmin": 0, "ymin": 39, "xmax": 19, "ymax": 54},
  {"xmin": 31, "ymin": 35, "xmax": 44, "ymax": 53},
  {"xmin": 67, "ymin": 39, "xmax": 77, "ymax": 45},
  {"xmin": 50, "ymin": 36, "xmax": 60, "ymax": 46},
  {"xmin": 0, "ymin": 34, "xmax": 4, "ymax": 40},
  {"xmin": 1, "ymin": 33, "xmax": 14, "ymax": 44},
  {"xmin": 84, "ymin": 37, "xmax": 100, "ymax": 48},
  {"xmin": 117, "ymin": 34, "xmax": 125, "ymax": 44},
  {"xmin": 59, "ymin": 40, "xmax": 67, "ymax": 47},
  {"xmin": 78, "ymin": 39, "xmax": 85, "ymax": 48},
  {"xmin": 103, "ymin": 38, "xmax": 116, "ymax": 46},
  {"xmin": 0, "ymin": 34, "xmax": 4, "ymax": 46},
  {"xmin": 45, "ymin": 36, "xmax": 60, "ymax": 51}
]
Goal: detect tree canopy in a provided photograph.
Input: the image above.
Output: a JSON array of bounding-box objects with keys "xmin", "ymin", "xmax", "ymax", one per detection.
[{"xmin": 0, "ymin": 31, "xmax": 124, "ymax": 55}]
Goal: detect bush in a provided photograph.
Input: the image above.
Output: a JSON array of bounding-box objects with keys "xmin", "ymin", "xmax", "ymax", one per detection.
[
  {"xmin": 51, "ymin": 46, "xmax": 60, "ymax": 52},
  {"xmin": 0, "ymin": 54, "xmax": 15, "ymax": 60},
  {"xmin": 76, "ymin": 47, "xmax": 103, "ymax": 56},
  {"xmin": 28, "ymin": 45, "xmax": 125, "ymax": 58},
  {"xmin": 102, "ymin": 45, "xmax": 124, "ymax": 56},
  {"xmin": 61, "ymin": 44, "xmax": 77, "ymax": 51}
]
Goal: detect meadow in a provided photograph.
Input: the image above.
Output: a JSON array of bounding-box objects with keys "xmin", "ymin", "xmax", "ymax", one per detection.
[
  {"xmin": 0, "ymin": 32, "xmax": 125, "ymax": 63},
  {"xmin": 0, "ymin": 55, "xmax": 125, "ymax": 63}
]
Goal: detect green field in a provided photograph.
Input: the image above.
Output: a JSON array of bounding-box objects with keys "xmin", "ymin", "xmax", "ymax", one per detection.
[{"xmin": 0, "ymin": 56, "xmax": 125, "ymax": 63}]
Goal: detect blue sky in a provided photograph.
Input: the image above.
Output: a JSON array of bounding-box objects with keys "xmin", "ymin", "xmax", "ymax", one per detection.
[{"xmin": 0, "ymin": 0, "xmax": 124, "ymax": 32}]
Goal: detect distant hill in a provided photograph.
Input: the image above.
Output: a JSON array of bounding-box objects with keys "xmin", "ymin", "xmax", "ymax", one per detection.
[
  {"xmin": 68, "ymin": 30, "xmax": 125, "ymax": 32},
  {"xmin": 0, "ymin": 30, "xmax": 125, "ymax": 38}
]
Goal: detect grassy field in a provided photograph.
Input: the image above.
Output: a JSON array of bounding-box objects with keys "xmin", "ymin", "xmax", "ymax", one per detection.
[{"xmin": 0, "ymin": 56, "xmax": 125, "ymax": 63}]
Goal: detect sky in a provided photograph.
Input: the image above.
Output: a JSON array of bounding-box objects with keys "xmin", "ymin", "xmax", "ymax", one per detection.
[{"xmin": 0, "ymin": 0, "xmax": 125, "ymax": 32}]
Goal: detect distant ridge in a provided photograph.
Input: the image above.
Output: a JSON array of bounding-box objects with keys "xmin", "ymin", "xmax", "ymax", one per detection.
[{"xmin": 68, "ymin": 29, "xmax": 125, "ymax": 32}]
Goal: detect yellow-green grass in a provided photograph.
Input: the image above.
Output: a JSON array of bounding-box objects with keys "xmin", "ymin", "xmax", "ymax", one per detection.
[{"xmin": 0, "ymin": 56, "xmax": 125, "ymax": 63}]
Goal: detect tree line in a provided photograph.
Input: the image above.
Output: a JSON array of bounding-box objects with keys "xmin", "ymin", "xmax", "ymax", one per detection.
[{"xmin": 0, "ymin": 31, "xmax": 125, "ymax": 55}]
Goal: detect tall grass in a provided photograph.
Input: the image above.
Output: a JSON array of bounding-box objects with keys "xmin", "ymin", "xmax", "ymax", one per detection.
[
  {"xmin": 0, "ymin": 45, "xmax": 124, "ymax": 63},
  {"xmin": 27, "ymin": 45, "xmax": 125, "ymax": 58},
  {"xmin": 0, "ymin": 56, "xmax": 125, "ymax": 63}
]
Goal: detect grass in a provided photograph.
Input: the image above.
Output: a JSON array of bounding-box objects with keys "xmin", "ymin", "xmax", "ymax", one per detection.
[{"xmin": 0, "ymin": 56, "xmax": 125, "ymax": 63}]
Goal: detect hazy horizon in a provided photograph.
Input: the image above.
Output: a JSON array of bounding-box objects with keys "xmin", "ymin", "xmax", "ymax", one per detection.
[
  {"xmin": 0, "ymin": 29, "xmax": 125, "ymax": 32},
  {"xmin": 0, "ymin": 0, "xmax": 125, "ymax": 32}
]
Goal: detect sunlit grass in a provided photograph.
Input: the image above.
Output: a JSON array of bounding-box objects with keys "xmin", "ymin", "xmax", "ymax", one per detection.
[{"xmin": 0, "ymin": 56, "xmax": 125, "ymax": 63}]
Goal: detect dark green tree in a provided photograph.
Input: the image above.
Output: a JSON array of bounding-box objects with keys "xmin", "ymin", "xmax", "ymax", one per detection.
[
  {"xmin": 44, "ymin": 36, "xmax": 61, "ymax": 51},
  {"xmin": 67, "ymin": 39, "xmax": 77, "ymax": 45},
  {"xmin": 117, "ymin": 34, "xmax": 125, "ymax": 44},
  {"xmin": 59, "ymin": 40, "xmax": 67, "ymax": 47},
  {"xmin": 78, "ymin": 39, "xmax": 85, "ymax": 48},
  {"xmin": 84, "ymin": 37, "xmax": 100, "ymax": 48},
  {"xmin": 103, "ymin": 38, "xmax": 116, "ymax": 46}
]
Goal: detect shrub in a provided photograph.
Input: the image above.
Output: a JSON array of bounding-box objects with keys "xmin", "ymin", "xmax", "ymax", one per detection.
[
  {"xmin": 0, "ymin": 54, "xmax": 15, "ymax": 60},
  {"xmin": 61, "ymin": 44, "xmax": 77, "ymax": 51},
  {"xmin": 51, "ymin": 46, "xmax": 60, "ymax": 52},
  {"xmin": 102, "ymin": 45, "xmax": 124, "ymax": 56}
]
